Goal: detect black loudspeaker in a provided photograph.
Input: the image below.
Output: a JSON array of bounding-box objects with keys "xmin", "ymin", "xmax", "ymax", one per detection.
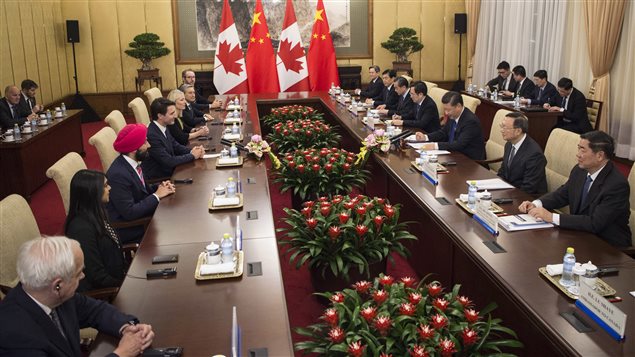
[
  {"xmin": 66, "ymin": 20, "xmax": 79, "ymax": 43},
  {"xmin": 454, "ymin": 13, "xmax": 467, "ymax": 34}
]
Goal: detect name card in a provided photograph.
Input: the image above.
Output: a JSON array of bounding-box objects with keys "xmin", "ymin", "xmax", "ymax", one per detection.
[
  {"xmin": 576, "ymin": 282, "xmax": 626, "ymax": 341},
  {"xmin": 421, "ymin": 161, "xmax": 438, "ymax": 185},
  {"xmin": 473, "ymin": 204, "xmax": 499, "ymax": 235}
]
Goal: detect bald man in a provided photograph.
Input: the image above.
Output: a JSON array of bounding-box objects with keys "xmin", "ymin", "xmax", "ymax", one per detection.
[{"xmin": 1, "ymin": 85, "xmax": 37, "ymax": 130}]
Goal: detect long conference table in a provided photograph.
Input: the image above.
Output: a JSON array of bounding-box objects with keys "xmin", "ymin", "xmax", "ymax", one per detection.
[{"xmin": 92, "ymin": 92, "xmax": 634, "ymax": 356}]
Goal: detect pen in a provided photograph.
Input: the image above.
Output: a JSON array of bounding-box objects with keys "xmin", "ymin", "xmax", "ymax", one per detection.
[{"xmin": 514, "ymin": 215, "xmax": 526, "ymax": 222}]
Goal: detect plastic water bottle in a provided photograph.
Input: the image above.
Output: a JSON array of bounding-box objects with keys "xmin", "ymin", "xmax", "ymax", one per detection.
[
  {"xmin": 221, "ymin": 233, "xmax": 234, "ymax": 263},
  {"xmin": 46, "ymin": 110, "xmax": 52, "ymax": 121},
  {"xmin": 229, "ymin": 143, "xmax": 238, "ymax": 158},
  {"xmin": 467, "ymin": 181, "xmax": 477, "ymax": 210},
  {"xmin": 560, "ymin": 247, "xmax": 576, "ymax": 287},
  {"xmin": 492, "ymin": 90, "xmax": 498, "ymax": 101},
  {"xmin": 233, "ymin": 96, "xmax": 239, "ymax": 106},
  {"xmin": 226, "ymin": 177, "xmax": 236, "ymax": 198},
  {"xmin": 231, "ymin": 122, "xmax": 240, "ymax": 135},
  {"xmin": 514, "ymin": 95, "xmax": 520, "ymax": 109},
  {"xmin": 61, "ymin": 102, "xmax": 66, "ymax": 115},
  {"xmin": 13, "ymin": 123, "xmax": 21, "ymax": 141},
  {"xmin": 31, "ymin": 118, "xmax": 37, "ymax": 132}
]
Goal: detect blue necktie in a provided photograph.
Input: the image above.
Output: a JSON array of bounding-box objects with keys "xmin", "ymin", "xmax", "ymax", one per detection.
[
  {"xmin": 415, "ymin": 103, "xmax": 421, "ymax": 118},
  {"xmin": 579, "ymin": 175, "xmax": 593, "ymax": 208},
  {"xmin": 448, "ymin": 120, "xmax": 457, "ymax": 143}
]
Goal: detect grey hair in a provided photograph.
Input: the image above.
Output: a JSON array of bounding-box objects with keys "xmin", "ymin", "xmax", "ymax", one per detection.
[
  {"xmin": 167, "ymin": 89, "xmax": 184, "ymax": 103},
  {"xmin": 179, "ymin": 84, "xmax": 194, "ymax": 93},
  {"xmin": 17, "ymin": 236, "xmax": 79, "ymax": 290}
]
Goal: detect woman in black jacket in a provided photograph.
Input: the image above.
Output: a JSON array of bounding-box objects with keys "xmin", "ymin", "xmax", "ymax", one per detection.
[
  {"xmin": 166, "ymin": 89, "xmax": 209, "ymax": 145},
  {"xmin": 65, "ymin": 169, "xmax": 127, "ymax": 292}
]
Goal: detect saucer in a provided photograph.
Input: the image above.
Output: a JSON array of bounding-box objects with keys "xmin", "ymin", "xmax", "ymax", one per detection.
[
  {"xmin": 21, "ymin": 130, "xmax": 33, "ymax": 134},
  {"xmin": 2, "ymin": 138, "xmax": 15, "ymax": 143}
]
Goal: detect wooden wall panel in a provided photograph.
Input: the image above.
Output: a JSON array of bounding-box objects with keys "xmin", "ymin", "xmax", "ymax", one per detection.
[
  {"xmin": 31, "ymin": 4, "xmax": 53, "ymax": 104},
  {"xmin": 145, "ymin": 0, "xmax": 177, "ymax": 90},
  {"xmin": 116, "ymin": 0, "xmax": 147, "ymax": 93},
  {"xmin": 61, "ymin": 0, "xmax": 97, "ymax": 93},
  {"xmin": 419, "ymin": 2, "xmax": 446, "ymax": 81},
  {"xmin": 397, "ymin": 0, "xmax": 422, "ymax": 79},
  {"xmin": 42, "ymin": 1, "xmax": 63, "ymax": 103},
  {"xmin": 1, "ymin": 3, "xmax": 14, "ymax": 88},
  {"xmin": 18, "ymin": 2, "xmax": 39, "ymax": 97},
  {"xmin": 5, "ymin": 2, "xmax": 28, "ymax": 85},
  {"xmin": 89, "ymin": 1, "xmax": 124, "ymax": 93},
  {"xmin": 373, "ymin": 1, "xmax": 398, "ymax": 76},
  {"xmin": 52, "ymin": 1, "xmax": 72, "ymax": 97},
  {"xmin": 443, "ymin": 0, "xmax": 467, "ymax": 82}
]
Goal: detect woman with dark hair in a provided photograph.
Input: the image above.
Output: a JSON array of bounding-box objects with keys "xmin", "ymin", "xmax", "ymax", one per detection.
[{"xmin": 64, "ymin": 169, "xmax": 127, "ymax": 292}]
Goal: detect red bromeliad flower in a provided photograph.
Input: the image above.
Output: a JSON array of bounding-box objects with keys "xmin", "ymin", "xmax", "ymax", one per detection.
[
  {"xmin": 355, "ymin": 206, "xmax": 367, "ymax": 216},
  {"xmin": 328, "ymin": 327, "xmax": 345, "ymax": 343},
  {"xmin": 297, "ymin": 164, "xmax": 305, "ymax": 173},
  {"xmin": 373, "ymin": 289, "xmax": 389, "ymax": 304},
  {"xmin": 401, "ymin": 276, "xmax": 416, "ymax": 288},
  {"xmin": 433, "ymin": 298, "xmax": 450, "ymax": 312},
  {"xmin": 410, "ymin": 345, "xmax": 430, "ymax": 357},
  {"xmin": 430, "ymin": 314, "xmax": 447, "ymax": 329},
  {"xmin": 360, "ymin": 306, "xmax": 377, "ymax": 322},
  {"xmin": 373, "ymin": 315, "xmax": 392, "ymax": 335},
  {"xmin": 320, "ymin": 205, "xmax": 331, "ymax": 216},
  {"xmin": 428, "ymin": 283, "xmax": 442, "ymax": 297},
  {"xmin": 353, "ymin": 280, "xmax": 372, "ymax": 294},
  {"xmin": 384, "ymin": 206, "xmax": 395, "ymax": 219},
  {"xmin": 373, "ymin": 215, "xmax": 384, "ymax": 229},
  {"xmin": 339, "ymin": 213, "xmax": 350, "ymax": 224},
  {"xmin": 379, "ymin": 275, "xmax": 394, "ymax": 287},
  {"xmin": 457, "ymin": 295, "xmax": 472, "ymax": 308},
  {"xmin": 417, "ymin": 324, "xmax": 435, "ymax": 340},
  {"xmin": 318, "ymin": 196, "xmax": 328, "ymax": 202},
  {"xmin": 343, "ymin": 163, "xmax": 351, "ymax": 171},
  {"xmin": 347, "ymin": 341, "xmax": 365, "ymax": 357},
  {"xmin": 355, "ymin": 224, "xmax": 368, "ymax": 237},
  {"xmin": 379, "ymin": 353, "xmax": 393, "ymax": 357},
  {"xmin": 332, "ymin": 195, "xmax": 343, "ymax": 204},
  {"xmin": 462, "ymin": 328, "xmax": 479, "ymax": 345},
  {"xmin": 323, "ymin": 308, "xmax": 338, "ymax": 326},
  {"xmin": 303, "ymin": 201, "xmax": 315, "ymax": 208},
  {"xmin": 312, "ymin": 164, "xmax": 320, "ymax": 172},
  {"xmin": 439, "ymin": 338, "xmax": 457, "ymax": 357},
  {"xmin": 330, "ymin": 292, "xmax": 345, "ymax": 303},
  {"xmin": 301, "ymin": 207, "xmax": 312, "ymax": 218},
  {"xmin": 399, "ymin": 302, "xmax": 416, "ymax": 316},
  {"xmin": 288, "ymin": 161, "xmax": 296, "ymax": 169},
  {"xmin": 343, "ymin": 201, "xmax": 355, "ymax": 210},
  {"xmin": 328, "ymin": 226, "xmax": 341, "ymax": 240},
  {"xmin": 409, "ymin": 292, "xmax": 423, "ymax": 305},
  {"xmin": 464, "ymin": 308, "xmax": 479, "ymax": 323},
  {"xmin": 325, "ymin": 163, "xmax": 333, "ymax": 172},
  {"xmin": 306, "ymin": 218, "xmax": 318, "ymax": 229},
  {"xmin": 376, "ymin": 198, "xmax": 385, "ymax": 205}
]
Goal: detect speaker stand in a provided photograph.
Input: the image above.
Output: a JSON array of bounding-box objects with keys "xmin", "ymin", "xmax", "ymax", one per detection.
[
  {"xmin": 68, "ymin": 41, "xmax": 100, "ymax": 123},
  {"xmin": 451, "ymin": 33, "xmax": 465, "ymax": 92}
]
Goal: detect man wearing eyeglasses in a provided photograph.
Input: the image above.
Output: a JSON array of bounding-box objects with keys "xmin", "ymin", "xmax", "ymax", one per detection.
[
  {"xmin": 544, "ymin": 77, "xmax": 592, "ymax": 134},
  {"xmin": 487, "ymin": 61, "xmax": 517, "ymax": 93},
  {"xmin": 497, "ymin": 112, "xmax": 547, "ymax": 194}
]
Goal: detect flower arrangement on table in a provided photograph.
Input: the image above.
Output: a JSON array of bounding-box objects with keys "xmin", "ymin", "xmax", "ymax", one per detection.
[
  {"xmin": 295, "ymin": 274, "xmax": 523, "ymax": 356},
  {"xmin": 357, "ymin": 129, "xmax": 391, "ymax": 166},
  {"xmin": 244, "ymin": 134, "xmax": 272, "ymax": 160},
  {"xmin": 271, "ymin": 148, "xmax": 370, "ymax": 201},
  {"xmin": 278, "ymin": 195, "xmax": 416, "ymax": 281},
  {"xmin": 262, "ymin": 104, "xmax": 324, "ymax": 127},
  {"xmin": 267, "ymin": 119, "xmax": 341, "ymax": 153}
]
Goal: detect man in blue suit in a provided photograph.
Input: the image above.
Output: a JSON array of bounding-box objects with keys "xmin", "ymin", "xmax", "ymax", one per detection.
[
  {"xmin": 355, "ymin": 65, "xmax": 384, "ymax": 100},
  {"xmin": 520, "ymin": 69, "xmax": 557, "ymax": 107},
  {"xmin": 142, "ymin": 98, "xmax": 205, "ymax": 180},
  {"xmin": 107, "ymin": 123, "xmax": 175, "ymax": 243},
  {"xmin": 0, "ymin": 236, "xmax": 154, "ymax": 356}
]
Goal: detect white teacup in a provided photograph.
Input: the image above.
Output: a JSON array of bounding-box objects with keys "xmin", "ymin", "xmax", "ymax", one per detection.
[
  {"xmin": 40, "ymin": 119, "xmax": 48, "ymax": 125},
  {"xmin": 370, "ymin": 109, "xmax": 379, "ymax": 115},
  {"xmin": 39, "ymin": 114, "xmax": 46, "ymax": 119},
  {"xmin": 55, "ymin": 111, "xmax": 63, "ymax": 118},
  {"xmin": 2, "ymin": 131, "xmax": 15, "ymax": 142},
  {"xmin": 22, "ymin": 126, "xmax": 32, "ymax": 133}
]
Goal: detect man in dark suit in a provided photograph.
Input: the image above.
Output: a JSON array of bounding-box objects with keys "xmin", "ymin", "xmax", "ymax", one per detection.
[
  {"xmin": 520, "ymin": 69, "xmax": 558, "ymax": 107},
  {"xmin": 378, "ymin": 77, "xmax": 414, "ymax": 118},
  {"xmin": 181, "ymin": 84, "xmax": 214, "ymax": 127},
  {"xmin": 497, "ymin": 112, "xmax": 547, "ymax": 194},
  {"xmin": 545, "ymin": 77, "xmax": 592, "ymax": 134},
  {"xmin": 181, "ymin": 69, "xmax": 222, "ymax": 110},
  {"xmin": 393, "ymin": 81, "xmax": 440, "ymax": 133},
  {"xmin": 415, "ymin": 91, "xmax": 485, "ymax": 160},
  {"xmin": 520, "ymin": 131, "xmax": 631, "ymax": 247},
  {"xmin": 0, "ymin": 85, "xmax": 36, "ymax": 130},
  {"xmin": 355, "ymin": 65, "xmax": 384, "ymax": 100},
  {"xmin": 368, "ymin": 69, "xmax": 399, "ymax": 108},
  {"xmin": 107, "ymin": 123, "xmax": 176, "ymax": 243},
  {"xmin": 0, "ymin": 236, "xmax": 154, "ymax": 356},
  {"xmin": 501, "ymin": 65, "xmax": 535, "ymax": 99},
  {"xmin": 18, "ymin": 79, "xmax": 43, "ymax": 114},
  {"xmin": 487, "ymin": 61, "xmax": 517, "ymax": 93},
  {"xmin": 143, "ymin": 98, "xmax": 205, "ymax": 180}
]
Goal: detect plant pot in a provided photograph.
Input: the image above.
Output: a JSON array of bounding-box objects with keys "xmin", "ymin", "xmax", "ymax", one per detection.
[
  {"xmin": 137, "ymin": 68, "xmax": 159, "ymax": 80},
  {"xmin": 392, "ymin": 61, "xmax": 413, "ymax": 77},
  {"xmin": 310, "ymin": 259, "xmax": 387, "ymax": 297}
]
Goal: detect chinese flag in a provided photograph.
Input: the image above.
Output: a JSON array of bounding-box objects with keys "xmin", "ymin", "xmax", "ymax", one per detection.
[
  {"xmin": 276, "ymin": 0, "xmax": 310, "ymax": 92},
  {"xmin": 307, "ymin": 0, "xmax": 340, "ymax": 91},
  {"xmin": 213, "ymin": 0, "xmax": 248, "ymax": 94},
  {"xmin": 246, "ymin": 0, "xmax": 279, "ymax": 93}
]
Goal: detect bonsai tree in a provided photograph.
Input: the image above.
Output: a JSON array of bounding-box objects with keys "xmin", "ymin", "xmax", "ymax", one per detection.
[
  {"xmin": 381, "ymin": 27, "xmax": 424, "ymax": 63},
  {"xmin": 124, "ymin": 33, "xmax": 171, "ymax": 70}
]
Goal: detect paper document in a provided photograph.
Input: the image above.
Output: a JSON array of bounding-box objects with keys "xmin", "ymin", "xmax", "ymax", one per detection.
[
  {"xmin": 467, "ymin": 178, "xmax": 514, "ymax": 190},
  {"xmin": 416, "ymin": 149, "xmax": 451, "ymax": 155},
  {"xmin": 203, "ymin": 153, "xmax": 221, "ymax": 159},
  {"xmin": 498, "ymin": 214, "xmax": 554, "ymax": 231}
]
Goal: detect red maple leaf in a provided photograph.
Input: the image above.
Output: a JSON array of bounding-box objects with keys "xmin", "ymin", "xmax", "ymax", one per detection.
[
  {"xmin": 278, "ymin": 39, "xmax": 305, "ymax": 73},
  {"xmin": 217, "ymin": 41, "xmax": 244, "ymax": 75}
]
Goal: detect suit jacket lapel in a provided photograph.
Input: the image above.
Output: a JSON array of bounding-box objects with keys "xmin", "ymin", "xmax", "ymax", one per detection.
[
  {"xmin": 119, "ymin": 156, "xmax": 148, "ymax": 194},
  {"xmin": 579, "ymin": 163, "xmax": 612, "ymax": 212}
]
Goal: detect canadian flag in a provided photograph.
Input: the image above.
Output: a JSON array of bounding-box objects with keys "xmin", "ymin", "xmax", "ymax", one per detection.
[
  {"xmin": 213, "ymin": 0, "xmax": 248, "ymax": 94},
  {"xmin": 276, "ymin": 0, "xmax": 310, "ymax": 92}
]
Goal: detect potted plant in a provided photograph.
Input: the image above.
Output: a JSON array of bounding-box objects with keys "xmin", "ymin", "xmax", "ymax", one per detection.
[
  {"xmin": 262, "ymin": 105, "xmax": 324, "ymax": 127},
  {"xmin": 270, "ymin": 147, "xmax": 369, "ymax": 203},
  {"xmin": 278, "ymin": 195, "xmax": 417, "ymax": 292},
  {"xmin": 381, "ymin": 27, "xmax": 424, "ymax": 74},
  {"xmin": 295, "ymin": 274, "xmax": 523, "ymax": 356},
  {"xmin": 267, "ymin": 119, "xmax": 341, "ymax": 153},
  {"xmin": 124, "ymin": 33, "xmax": 171, "ymax": 71}
]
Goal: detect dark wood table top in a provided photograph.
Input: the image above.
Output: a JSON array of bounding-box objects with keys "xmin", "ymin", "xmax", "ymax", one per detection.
[{"xmin": 0, "ymin": 109, "xmax": 82, "ymax": 148}]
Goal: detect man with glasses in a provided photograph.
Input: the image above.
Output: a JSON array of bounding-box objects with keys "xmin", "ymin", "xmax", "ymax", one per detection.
[
  {"xmin": 355, "ymin": 65, "xmax": 384, "ymax": 100},
  {"xmin": 181, "ymin": 69, "xmax": 222, "ymax": 110},
  {"xmin": 520, "ymin": 70, "xmax": 557, "ymax": 107},
  {"xmin": 497, "ymin": 112, "xmax": 547, "ymax": 194},
  {"xmin": 544, "ymin": 77, "xmax": 592, "ymax": 134},
  {"xmin": 487, "ymin": 61, "xmax": 517, "ymax": 93}
]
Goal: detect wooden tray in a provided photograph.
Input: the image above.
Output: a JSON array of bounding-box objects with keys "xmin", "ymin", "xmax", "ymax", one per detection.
[
  {"xmin": 538, "ymin": 267, "xmax": 616, "ymax": 300},
  {"xmin": 410, "ymin": 161, "xmax": 448, "ymax": 173},
  {"xmin": 195, "ymin": 251, "xmax": 244, "ymax": 280},
  {"xmin": 455, "ymin": 198, "xmax": 504, "ymax": 215},
  {"xmin": 216, "ymin": 156, "xmax": 243, "ymax": 168},
  {"xmin": 209, "ymin": 193, "xmax": 244, "ymax": 211}
]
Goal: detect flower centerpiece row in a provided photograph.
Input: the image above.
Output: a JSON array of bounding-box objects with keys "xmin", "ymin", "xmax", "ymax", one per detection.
[
  {"xmin": 267, "ymin": 119, "xmax": 341, "ymax": 153},
  {"xmin": 262, "ymin": 104, "xmax": 324, "ymax": 127},
  {"xmin": 295, "ymin": 275, "xmax": 523, "ymax": 356}
]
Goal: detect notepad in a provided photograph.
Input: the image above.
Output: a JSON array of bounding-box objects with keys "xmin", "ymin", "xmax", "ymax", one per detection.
[
  {"xmin": 467, "ymin": 178, "xmax": 514, "ymax": 190},
  {"xmin": 416, "ymin": 149, "xmax": 451, "ymax": 156},
  {"xmin": 498, "ymin": 214, "xmax": 553, "ymax": 231},
  {"xmin": 203, "ymin": 153, "xmax": 221, "ymax": 159},
  {"xmin": 223, "ymin": 133, "xmax": 241, "ymax": 141},
  {"xmin": 199, "ymin": 261, "xmax": 235, "ymax": 275},
  {"xmin": 218, "ymin": 157, "xmax": 240, "ymax": 165}
]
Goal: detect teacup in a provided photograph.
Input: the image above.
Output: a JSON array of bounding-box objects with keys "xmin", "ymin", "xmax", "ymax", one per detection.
[
  {"xmin": 39, "ymin": 114, "xmax": 46, "ymax": 119},
  {"xmin": 2, "ymin": 130, "xmax": 15, "ymax": 142},
  {"xmin": 40, "ymin": 119, "xmax": 48, "ymax": 125},
  {"xmin": 370, "ymin": 109, "xmax": 379, "ymax": 115},
  {"xmin": 22, "ymin": 126, "xmax": 32, "ymax": 134},
  {"xmin": 55, "ymin": 111, "xmax": 63, "ymax": 118}
]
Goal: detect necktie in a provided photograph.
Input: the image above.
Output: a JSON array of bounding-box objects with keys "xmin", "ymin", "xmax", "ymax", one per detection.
[
  {"xmin": 580, "ymin": 175, "xmax": 593, "ymax": 208},
  {"xmin": 563, "ymin": 96, "xmax": 569, "ymax": 110},
  {"xmin": 10, "ymin": 105, "xmax": 17, "ymax": 119},
  {"xmin": 502, "ymin": 78, "xmax": 508, "ymax": 91},
  {"xmin": 448, "ymin": 120, "xmax": 457, "ymax": 143},
  {"xmin": 136, "ymin": 165, "xmax": 146, "ymax": 187},
  {"xmin": 415, "ymin": 103, "xmax": 421, "ymax": 118},
  {"xmin": 561, "ymin": 96, "xmax": 566, "ymax": 108},
  {"xmin": 50, "ymin": 309, "xmax": 66, "ymax": 338},
  {"xmin": 538, "ymin": 87, "xmax": 544, "ymax": 100},
  {"xmin": 508, "ymin": 145, "xmax": 516, "ymax": 168}
]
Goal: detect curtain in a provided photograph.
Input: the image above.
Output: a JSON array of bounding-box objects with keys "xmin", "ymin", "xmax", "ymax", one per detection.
[
  {"xmin": 560, "ymin": 1, "xmax": 593, "ymax": 95},
  {"xmin": 611, "ymin": 2, "xmax": 635, "ymax": 159},
  {"xmin": 473, "ymin": 0, "xmax": 566, "ymax": 89},
  {"xmin": 465, "ymin": 0, "xmax": 480, "ymax": 86},
  {"xmin": 583, "ymin": 0, "xmax": 627, "ymax": 133}
]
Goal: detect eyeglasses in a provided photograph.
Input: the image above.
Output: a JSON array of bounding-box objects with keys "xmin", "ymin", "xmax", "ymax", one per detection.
[{"xmin": 499, "ymin": 124, "xmax": 516, "ymax": 131}]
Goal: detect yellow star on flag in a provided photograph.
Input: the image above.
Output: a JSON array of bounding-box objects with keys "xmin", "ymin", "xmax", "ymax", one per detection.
[
  {"xmin": 258, "ymin": 38, "xmax": 264, "ymax": 44},
  {"xmin": 251, "ymin": 37, "xmax": 256, "ymax": 42},
  {"xmin": 252, "ymin": 12, "xmax": 262, "ymax": 26},
  {"xmin": 314, "ymin": 9, "xmax": 324, "ymax": 22},
  {"xmin": 321, "ymin": 34, "xmax": 326, "ymax": 40},
  {"xmin": 313, "ymin": 33, "xmax": 318, "ymax": 39},
  {"xmin": 266, "ymin": 33, "xmax": 271, "ymax": 38}
]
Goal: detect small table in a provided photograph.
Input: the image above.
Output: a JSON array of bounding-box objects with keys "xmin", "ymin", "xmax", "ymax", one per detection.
[{"xmin": 135, "ymin": 69, "xmax": 163, "ymax": 92}]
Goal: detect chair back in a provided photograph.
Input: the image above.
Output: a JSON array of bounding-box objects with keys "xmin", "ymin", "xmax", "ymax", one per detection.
[
  {"xmin": 544, "ymin": 129, "xmax": 580, "ymax": 201},
  {"xmin": 586, "ymin": 99, "xmax": 603, "ymax": 131},
  {"xmin": 0, "ymin": 195, "xmax": 41, "ymax": 291},
  {"xmin": 88, "ymin": 127, "xmax": 118, "ymax": 172},
  {"xmin": 45, "ymin": 152, "xmax": 87, "ymax": 214},
  {"xmin": 461, "ymin": 94, "xmax": 481, "ymax": 114},
  {"xmin": 104, "ymin": 110, "xmax": 127, "ymax": 134},
  {"xmin": 427, "ymin": 87, "xmax": 448, "ymax": 121},
  {"xmin": 485, "ymin": 109, "xmax": 513, "ymax": 173},
  {"xmin": 144, "ymin": 87, "xmax": 163, "ymax": 106},
  {"xmin": 128, "ymin": 97, "xmax": 150, "ymax": 126},
  {"xmin": 423, "ymin": 81, "xmax": 438, "ymax": 89}
]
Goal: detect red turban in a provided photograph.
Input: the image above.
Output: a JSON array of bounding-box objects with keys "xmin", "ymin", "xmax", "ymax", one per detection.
[{"xmin": 113, "ymin": 124, "xmax": 147, "ymax": 153}]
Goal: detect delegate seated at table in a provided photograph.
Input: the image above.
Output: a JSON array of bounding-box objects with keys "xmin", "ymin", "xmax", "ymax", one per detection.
[
  {"xmin": 377, "ymin": 76, "xmax": 414, "ymax": 118},
  {"xmin": 355, "ymin": 65, "xmax": 384, "ymax": 100},
  {"xmin": 391, "ymin": 81, "xmax": 440, "ymax": 133},
  {"xmin": 181, "ymin": 69, "xmax": 222, "ymax": 111},
  {"xmin": 367, "ymin": 69, "xmax": 398, "ymax": 109},
  {"xmin": 520, "ymin": 69, "xmax": 558, "ymax": 106},
  {"xmin": 18, "ymin": 79, "xmax": 44, "ymax": 114},
  {"xmin": 544, "ymin": 77, "xmax": 592, "ymax": 134},
  {"xmin": 0, "ymin": 85, "xmax": 37, "ymax": 130}
]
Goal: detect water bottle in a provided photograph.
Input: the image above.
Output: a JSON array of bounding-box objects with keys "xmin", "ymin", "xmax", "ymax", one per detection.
[
  {"xmin": 61, "ymin": 102, "xmax": 66, "ymax": 115},
  {"xmin": 233, "ymin": 96, "xmax": 239, "ymax": 106},
  {"xmin": 418, "ymin": 150, "xmax": 427, "ymax": 165},
  {"xmin": 492, "ymin": 90, "xmax": 498, "ymax": 101},
  {"xmin": 46, "ymin": 110, "xmax": 52, "ymax": 121},
  {"xmin": 226, "ymin": 177, "xmax": 236, "ymax": 198},
  {"xmin": 229, "ymin": 143, "xmax": 238, "ymax": 158},
  {"xmin": 221, "ymin": 233, "xmax": 234, "ymax": 263},
  {"xmin": 13, "ymin": 123, "xmax": 21, "ymax": 141},
  {"xmin": 467, "ymin": 181, "xmax": 477, "ymax": 210},
  {"xmin": 231, "ymin": 122, "xmax": 240, "ymax": 135},
  {"xmin": 514, "ymin": 95, "xmax": 520, "ymax": 109},
  {"xmin": 559, "ymin": 247, "xmax": 576, "ymax": 287},
  {"xmin": 31, "ymin": 118, "xmax": 37, "ymax": 132}
]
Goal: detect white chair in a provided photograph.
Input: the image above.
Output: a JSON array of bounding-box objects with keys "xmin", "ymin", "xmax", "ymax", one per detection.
[
  {"xmin": 144, "ymin": 87, "xmax": 163, "ymax": 106},
  {"xmin": 479, "ymin": 109, "xmax": 513, "ymax": 173},
  {"xmin": 461, "ymin": 94, "xmax": 481, "ymax": 114},
  {"xmin": 427, "ymin": 87, "xmax": 448, "ymax": 122},
  {"xmin": 88, "ymin": 127, "xmax": 118, "ymax": 172},
  {"xmin": 423, "ymin": 80, "xmax": 438, "ymax": 89},
  {"xmin": 45, "ymin": 152, "xmax": 87, "ymax": 214},
  {"xmin": 128, "ymin": 97, "xmax": 150, "ymax": 126},
  {"xmin": 104, "ymin": 110, "xmax": 127, "ymax": 134},
  {"xmin": 543, "ymin": 129, "xmax": 580, "ymax": 214}
]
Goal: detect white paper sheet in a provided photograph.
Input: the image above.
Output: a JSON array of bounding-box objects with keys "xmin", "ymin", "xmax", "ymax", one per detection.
[{"xmin": 466, "ymin": 178, "xmax": 514, "ymax": 190}]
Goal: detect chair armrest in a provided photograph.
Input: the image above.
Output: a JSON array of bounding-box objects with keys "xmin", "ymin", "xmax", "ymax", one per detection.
[
  {"xmin": 111, "ymin": 216, "xmax": 152, "ymax": 230},
  {"xmin": 82, "ymin": 287, "xmax": 119, "ymax": 302},
  {"xmin": 121, "ymin": 243, "xmax": 140, "ymax": 264}
]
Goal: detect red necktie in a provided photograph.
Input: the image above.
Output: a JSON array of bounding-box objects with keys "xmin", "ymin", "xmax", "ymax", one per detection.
[{"xmin": 136, "ymin": 165, "xmax": 145, "ymax": 187}]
